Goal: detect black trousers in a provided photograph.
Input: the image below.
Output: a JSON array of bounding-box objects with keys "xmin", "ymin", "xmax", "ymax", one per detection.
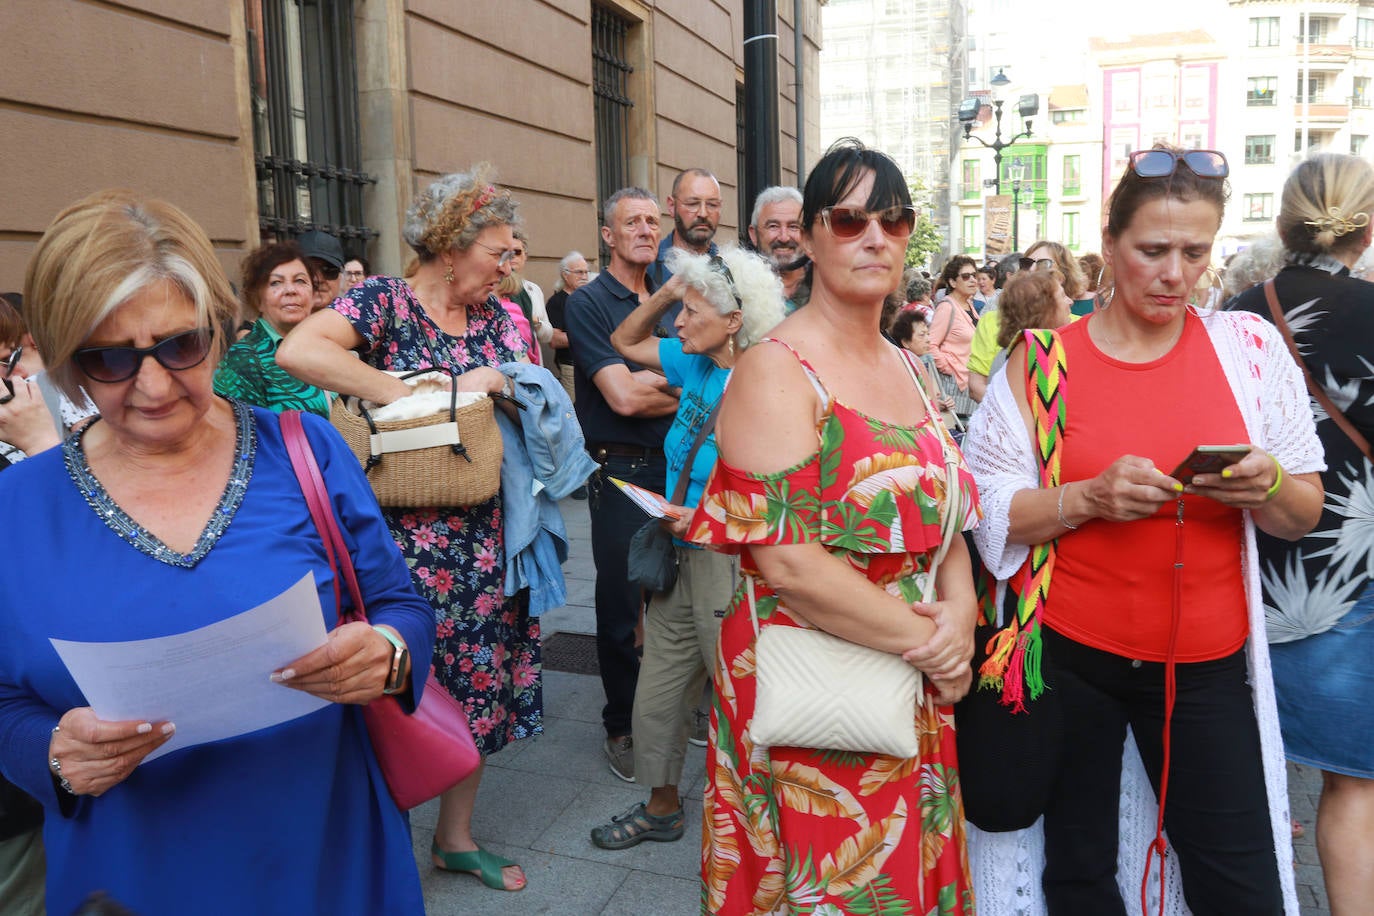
[
  {"xmin": 1040, "ymin": 627, "xmax": 1283, "ymax": 916},
  {"xmin": 586, "ymin": 452, "xmax": 666, "ymax": 737}
]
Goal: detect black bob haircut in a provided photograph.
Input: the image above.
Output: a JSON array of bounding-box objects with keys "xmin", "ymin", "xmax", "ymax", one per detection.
[{"xmin": 801, "ymin": 138, "xmax": 912, "ymax": 231}]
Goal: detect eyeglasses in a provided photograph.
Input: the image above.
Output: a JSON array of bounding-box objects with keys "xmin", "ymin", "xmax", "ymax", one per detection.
[
  {"xmin": 819, "ymin": 205, "xmax": 918, "ymax": 240},
  {"xmin": 677, "ymin": 198, "xmax": 722, "ymax": 214},
  {"xmin": 1017, "ymin": 257, "xmax": 1056, "ymax": 273},
  {"xmin": 473, "ymin": 241, "xmax": 518, "ymax": 267},
  {"xmin": 1128, "ymin": 149, "xmax": 1229, "ymax": 180},
  {"xmin": 708, "ymin": 255, "xmax": 744, "ymax": 310},
  {"xmin": 0, "ymin": 346, "xmax": 22, "ymax": 404},
  {"xmin": 562, "ymin": 267, "xmax": 589, "ymax": 278},
  {"xmin": 956, "ymin": 271, "xmax": 977, "ymax": 281},
  {"xmin": 73, "ymin": 328, "xmax": 213, "ymax": 384}
]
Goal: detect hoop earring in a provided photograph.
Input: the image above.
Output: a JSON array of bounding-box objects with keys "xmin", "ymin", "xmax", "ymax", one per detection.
[
  {"xmin": 1186, "ymin": 267, "xmax": 1223, "ymax": 315},
  {"xmin": 1096, "ymin": 285, "xmax": 1114, "ymax": 311}
]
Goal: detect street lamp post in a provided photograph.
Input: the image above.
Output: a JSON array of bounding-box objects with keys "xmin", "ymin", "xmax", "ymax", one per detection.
[
  {"xmin": 1009, "ymin": 158, "xmax": 1026, "ymax": 251},
  {"xmin": 957, "ymin": 70, "xmax": 1040, "ymax": 195}
]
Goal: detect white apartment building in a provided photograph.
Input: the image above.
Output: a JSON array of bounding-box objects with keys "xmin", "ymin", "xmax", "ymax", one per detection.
[
  {"xmin": 819, "ymin": 0, "xmax": 968, "ymax": 263},
  {"xmin": 1219, "ymin": 0, "xmax": 1374, "ymax": 252}
]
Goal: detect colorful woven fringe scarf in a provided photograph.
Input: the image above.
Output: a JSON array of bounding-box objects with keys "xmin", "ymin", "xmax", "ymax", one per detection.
[{"xmin": 977, "ymin": 328, "xmax": 1067, "ymax": 713}]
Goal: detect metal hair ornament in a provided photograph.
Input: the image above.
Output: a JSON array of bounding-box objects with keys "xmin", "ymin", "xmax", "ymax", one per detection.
[{"xmin": 1305, "ymin": 207, "xmax": 1370, "ymax": 238}]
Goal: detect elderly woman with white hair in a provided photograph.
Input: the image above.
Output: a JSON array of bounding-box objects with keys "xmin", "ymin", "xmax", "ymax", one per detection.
[
  {"xmin": 586, "ymin": 247, "xmax": 785, "ymax": 850},
  {"xmin": 278, "ymin": 164, "xmax": 536, "ymax": 893}
]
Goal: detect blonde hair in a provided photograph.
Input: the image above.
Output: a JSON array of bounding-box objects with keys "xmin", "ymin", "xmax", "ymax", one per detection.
[
  {"xmin": 1024, "ymin": 239, "xmax": 1087, "ymax": 300},
  {"xmin": 663, "ymin": 246, "xmax": 786, "ymax": 351},
  {"xmin": 23, "ymin": 189, "xmax": 237, "ymax": 399},
  {"xmin": 1277, "ymin": 153, "xmax": 1374, "ymax": 257},
  {"xmin": 496, "ymin": 273, "xmax": 523, "ymax": 298}
]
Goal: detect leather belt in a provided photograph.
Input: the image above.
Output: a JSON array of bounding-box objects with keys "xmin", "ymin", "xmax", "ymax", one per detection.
[{"xmin": 590, "ymin": 443, "xmax": 664, "ymax": 460}]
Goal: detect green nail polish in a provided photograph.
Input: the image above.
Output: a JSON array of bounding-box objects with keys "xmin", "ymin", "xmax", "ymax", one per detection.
[
  {"xmin": 1173, "ymin": 482, "xmax": 1184, "ymax": 492},
  {"xmin": 1221, "ymin": 469, "xmax": 1233, "ymax": 478}
]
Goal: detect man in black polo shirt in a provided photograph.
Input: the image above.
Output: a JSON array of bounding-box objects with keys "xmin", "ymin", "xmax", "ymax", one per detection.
[{"xmin": 566, "ymin": 187, "xmax": 680, "ymax": 782}]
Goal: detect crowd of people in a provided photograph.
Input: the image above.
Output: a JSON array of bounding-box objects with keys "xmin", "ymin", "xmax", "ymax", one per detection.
[{"xmin": 0, "ymin": 137, "xmax": 1370, "ymax": 916}]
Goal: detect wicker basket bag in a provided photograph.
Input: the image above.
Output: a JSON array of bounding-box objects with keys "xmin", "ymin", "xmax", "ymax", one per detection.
[{"xmin": 330, "ymin": 368, "xmax": 503, "ymax": 508}]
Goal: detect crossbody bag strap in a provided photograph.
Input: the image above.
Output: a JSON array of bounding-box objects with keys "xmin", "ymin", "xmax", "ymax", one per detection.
[
  {"xmin": 896, "ymin": 349, "xmax": 962, "ymax": 599},
  {"xmin": 1263, "ymin": 278, "xmax": 1373, "ymax": 462},
  {"xmin": 978, "ymin": 329, "xmax": 1068, "ymax": 712},
  {"xmin": 669, "ymin": 398, "xmax": 723, "ymax": 506},
  {"xmin": 281, "ymin": 411, "xmax": 368, "ymax": 623}
]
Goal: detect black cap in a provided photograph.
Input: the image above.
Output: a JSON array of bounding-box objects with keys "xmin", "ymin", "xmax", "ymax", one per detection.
[{"xmin": 297, "ymin": 230, "xmax": 345, "ymax": 270}]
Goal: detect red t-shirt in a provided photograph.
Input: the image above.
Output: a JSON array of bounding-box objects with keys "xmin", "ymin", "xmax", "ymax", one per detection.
[{"xmin": 1041, "ymin": 313, "xmax": 1249, "ymax": 662}]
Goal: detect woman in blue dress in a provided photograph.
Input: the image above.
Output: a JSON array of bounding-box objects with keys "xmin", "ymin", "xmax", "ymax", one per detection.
[
  {"xmin": 279, "ymin": 165, "xmax": 539, "ymax": 892},
  {"xmin": 0, "ymin": 190, "xmax": 433, "ymax": 915}
]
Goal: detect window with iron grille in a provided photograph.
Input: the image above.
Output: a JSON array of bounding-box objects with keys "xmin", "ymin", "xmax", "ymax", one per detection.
[
  {"xmin": 593, "ymin": 4, "xmax": 634, "ymax": 265},
  {"xmin": 1245, "ymin": 135, "xmax": 1275, "ymax": 164},
  {"xmin": 244, "ymin": 0, "xmax": 375, "ymax": 247},
  {"xmin": 1247, "ymin": 76, "xmax": 1277, "ymax": 106},
  {"xmin": 1244, "ymin": 193, "xmax": 1274, "ymax": 221}
]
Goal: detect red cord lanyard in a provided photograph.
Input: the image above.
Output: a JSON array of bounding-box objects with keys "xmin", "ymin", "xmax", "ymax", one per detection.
[{"xmin": 1142, "ymin": 496, "xmax": 1185, "ymax": 916}]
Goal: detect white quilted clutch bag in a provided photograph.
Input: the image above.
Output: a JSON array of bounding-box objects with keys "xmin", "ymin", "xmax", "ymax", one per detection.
[
  {"xmin": 752, "ymin": 604, "xmax": 926, "ymax": 757},
  {"xmin": 748, "ymin": 354, "xmax": 961, "ymax": 759}
]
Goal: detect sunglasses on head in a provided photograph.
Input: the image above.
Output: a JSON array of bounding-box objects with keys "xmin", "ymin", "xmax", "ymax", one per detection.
[
  {"xmin": 819, "ymin": 205, "xmax": 917, "ymax": 240},
  {"xmin": 1128, "ymin": 149, "xmax": 1229, "ymax": 180},
  {"xmin": 73, "ymin": 328, "xmax": 213, "ymax": 384},
  {"xmin": 708, "ymin": 255, "xmax": 744, "ymax": 310}
]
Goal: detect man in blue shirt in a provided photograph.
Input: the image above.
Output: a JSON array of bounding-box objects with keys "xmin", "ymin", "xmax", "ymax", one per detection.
[
  {"xmin": 566, "ymin": 187, "xmax": 681, "ymax": 783},
  {"xmin": 646, "ymin": 169, "xmax": 721, "ymax": 289}
]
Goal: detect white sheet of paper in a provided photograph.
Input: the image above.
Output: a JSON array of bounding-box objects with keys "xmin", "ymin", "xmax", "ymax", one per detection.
[{"xmin": 51, "ymin": 572, "xmax": 331, "ymax": 762}]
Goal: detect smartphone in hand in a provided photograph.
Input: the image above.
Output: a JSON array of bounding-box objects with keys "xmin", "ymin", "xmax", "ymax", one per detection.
[{"xmin": 1170, "ymin": 445, "xmax": 1251, "ymax": 480}]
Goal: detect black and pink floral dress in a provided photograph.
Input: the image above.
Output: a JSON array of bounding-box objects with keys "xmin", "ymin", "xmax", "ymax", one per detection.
[{"xmin": 333, "ymin": 276, "xmax": 541, "ymax": 754}]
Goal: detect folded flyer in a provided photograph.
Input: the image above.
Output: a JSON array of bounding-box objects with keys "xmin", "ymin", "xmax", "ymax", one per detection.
[{"xmin": 608, "ymin": 476, "xmax": 681, "ymax": 519}]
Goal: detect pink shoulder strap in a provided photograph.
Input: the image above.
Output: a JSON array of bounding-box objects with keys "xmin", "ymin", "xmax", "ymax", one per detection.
[{"xmin": 280, "ymin": 410, "xmax": 367, "ymax": 624}]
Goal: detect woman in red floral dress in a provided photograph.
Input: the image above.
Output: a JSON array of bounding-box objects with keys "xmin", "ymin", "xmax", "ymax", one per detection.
[{"xmin": 690, "ymin": 139, "xmax": 981, "ymax": 915}]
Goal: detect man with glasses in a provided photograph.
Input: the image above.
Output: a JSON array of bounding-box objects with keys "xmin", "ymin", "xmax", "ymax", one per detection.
[
  {"xmin": 546, "ymin": 251, "xmax": 591, "ymax": 404},
  {"xmin": 297, "ymin": 229, "xmax": 346, "ymax": 311},
  {"xmin": 748, "ymin": 186, "xmax": 808, "ymax": 310},
  {"xmin": 566, "ymin": 188, "xmax": 681, "ymax": 783},
  {"xmin": 647, "ymin": 169, "xmax": 721, "ymax": 289}
]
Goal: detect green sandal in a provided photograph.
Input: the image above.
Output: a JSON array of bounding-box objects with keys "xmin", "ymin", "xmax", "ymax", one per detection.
[
  {"xmin": 431, "ymin": 840, "xmax": 526, "ymax": 891},
  {"xmin": 590, "ymin": 801, "xmax": 685, "ymax": 850}
]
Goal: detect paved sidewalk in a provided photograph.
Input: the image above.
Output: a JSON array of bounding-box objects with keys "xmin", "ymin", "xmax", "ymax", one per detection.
[{"xmin": 414, "ymin": 496, "xmax": 1331, "ymax": 915}]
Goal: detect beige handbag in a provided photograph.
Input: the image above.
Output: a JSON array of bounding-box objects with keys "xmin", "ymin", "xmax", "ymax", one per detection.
[
  {"xmin": 330, "ymin": 368, "xmax": 503, "ymax": 508},
  {"xmin": 748, "ymin": 353, "xmax": 963, "ymax": 758}
]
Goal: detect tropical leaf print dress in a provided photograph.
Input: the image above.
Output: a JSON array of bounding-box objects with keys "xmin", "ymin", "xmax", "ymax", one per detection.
[{"xmin": 689, "ymin": 344, "xmax": 980, "ymax": 916}]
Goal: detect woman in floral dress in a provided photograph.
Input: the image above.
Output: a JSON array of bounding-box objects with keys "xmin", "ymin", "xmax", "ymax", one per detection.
[
  {"xmin": 689, "ymin": 139, "xmax": 981, "ymax": 915},
  {"xmin": 279, "ymin": 166, "xmax": 537, "ymax": 892}
]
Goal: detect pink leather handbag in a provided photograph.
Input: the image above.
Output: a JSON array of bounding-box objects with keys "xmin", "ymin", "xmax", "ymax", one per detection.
[{"xmin": 281, "ymin": 410, "xmax": 479, "ymax": 810}]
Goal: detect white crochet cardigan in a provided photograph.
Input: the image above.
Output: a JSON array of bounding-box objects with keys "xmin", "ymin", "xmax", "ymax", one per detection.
[{"xmin": 961, "ymin": 309, "xmax": 1325, "ymax": 916}]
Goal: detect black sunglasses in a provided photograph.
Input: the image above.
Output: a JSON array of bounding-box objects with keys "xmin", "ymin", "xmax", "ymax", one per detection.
[
  {"xmin": 0, "ymin": 345, "xmax": 21, "ymax": 404},
  {"xmin": 1018, "ymin": 257, "xmax": 1056, "ymax": 272},
  {"xmin": 708, "ymin": 255, "xmax": 744, "ymax": 310},
  {"xmin": 819, "ymin": 205, "xmax": 918, "ymax": 240},
  {"xmin": 1128, "ymin": 149, "xmax": 1229, "ymax": 180},
  {"xmin": 73, "ymin": 328, "xmax": 213, "ymax": 383}
]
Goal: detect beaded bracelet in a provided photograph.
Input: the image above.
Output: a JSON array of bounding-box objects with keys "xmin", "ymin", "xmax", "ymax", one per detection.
[
  {"xmin": 1265, "ymin": 457, "xmax": 1284, "ymax": 501},
  {"xmin": 49, "ymin": 725, "xmax": 75, "ymax": 795}
]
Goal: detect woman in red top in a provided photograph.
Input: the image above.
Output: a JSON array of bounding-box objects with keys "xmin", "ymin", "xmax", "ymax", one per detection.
[{"xmin": 963, "ymin": 147, "xmax": 1325, "ymax": 915}]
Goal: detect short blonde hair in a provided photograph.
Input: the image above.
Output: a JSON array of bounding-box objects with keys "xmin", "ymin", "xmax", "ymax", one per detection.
[
  {"xmin": 23, "ymin": 189, "xmax": 238, "ymax": 400},
  {"xmin": 1277, "ymin": 153, "xmax": 1374, "ymax": 257}
]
